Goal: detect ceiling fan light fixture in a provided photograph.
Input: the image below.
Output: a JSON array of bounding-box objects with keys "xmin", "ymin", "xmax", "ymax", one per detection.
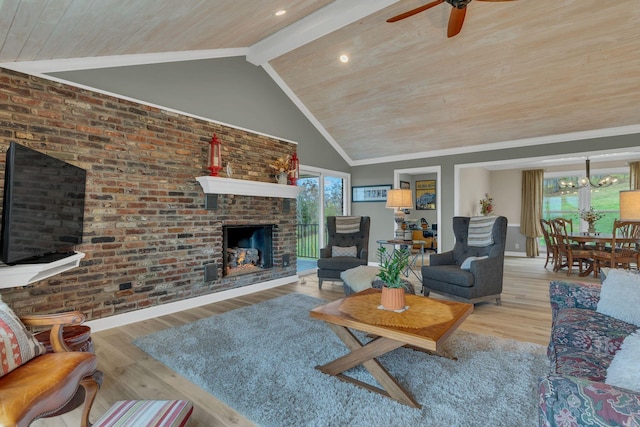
[
  {"xmin": 447, "ymin": 0, "xmax": 471, "ymax": 8},
  {"xmin": 387, "ymin": 0, "xmax": 516, "ymax": 37}
]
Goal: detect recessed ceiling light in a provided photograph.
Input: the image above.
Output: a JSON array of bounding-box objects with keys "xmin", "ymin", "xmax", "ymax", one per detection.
[
  {"xmin": 275, "ymin": 10, "xmax": 286, "ymax": 16},
  {"xmin": 339, "ymin": 55, "xmax": 349, "ymax": 63}
]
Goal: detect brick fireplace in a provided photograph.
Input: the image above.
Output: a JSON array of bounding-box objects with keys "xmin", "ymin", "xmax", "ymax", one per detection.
[
  {"xmin": 0, "ymin": 67, "xmax": 300, "ymax": 322},
  {"xmin": 197, "ymin": 176, "xmax": 301, "ymax": 284}
]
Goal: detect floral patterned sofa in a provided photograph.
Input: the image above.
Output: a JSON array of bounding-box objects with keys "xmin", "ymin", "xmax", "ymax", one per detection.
[{"xmin": 538, "ymin": 279, "xmax": 640, "ymax": 426}]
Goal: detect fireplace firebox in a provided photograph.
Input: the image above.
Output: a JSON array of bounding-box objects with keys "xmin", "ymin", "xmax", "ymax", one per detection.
[{"xmin": 223, "ymin": 225, "xmax": 274, "ymax": 277}]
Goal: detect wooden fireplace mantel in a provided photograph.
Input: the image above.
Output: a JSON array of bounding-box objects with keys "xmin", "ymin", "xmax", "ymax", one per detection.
[{"xmin": 196, "ymin": 176, "xmax": 302, "ymax": 199}]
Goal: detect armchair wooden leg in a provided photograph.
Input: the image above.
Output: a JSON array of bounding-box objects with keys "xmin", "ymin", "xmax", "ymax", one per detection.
[{"xmin": 80, "ymin": 370, "xmax": 103, "ymax": 427}]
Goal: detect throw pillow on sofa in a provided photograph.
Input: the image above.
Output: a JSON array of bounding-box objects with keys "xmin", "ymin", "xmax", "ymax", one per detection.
[
  {"xmin": 606, "ymin": 330, "xmax": 640, "ymax": 392},
  {"xmin": 0, "ymin": 295, "xmax": 46, "ymax": 377},
  {"xmin": 332, "ymin": 246, "xmax": 357, "ymax": 257},
  {"xmin": 596, "ymin": 269, "xmax": 640, "ymax": 327},
  {"xmin": 460, "ymin": 256, "xmax": 488, "ymax": 270}
]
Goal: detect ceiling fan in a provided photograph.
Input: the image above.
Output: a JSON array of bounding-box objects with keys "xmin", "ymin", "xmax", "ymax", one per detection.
[{"xmin": 387, "ymin": 0, "xmax": 515, "ymax": 38}]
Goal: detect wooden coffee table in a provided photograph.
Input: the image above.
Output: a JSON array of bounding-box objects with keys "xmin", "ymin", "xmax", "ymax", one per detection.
[{"xmin": 309, "ymin": 288, "xmax": 473, "ymax": 408}]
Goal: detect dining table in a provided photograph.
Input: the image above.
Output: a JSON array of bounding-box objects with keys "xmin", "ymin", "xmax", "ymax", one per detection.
[
  {"xmin": 569, "ymin": 232, "xmax": 614, "ymax": 251},
  {"xmin": 567, "ymin": 232, "xmax": 640, "ymax": 276}
]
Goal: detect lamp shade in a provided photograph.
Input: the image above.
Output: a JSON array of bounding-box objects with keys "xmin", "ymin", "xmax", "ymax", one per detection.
[
  {"xmin": 386, "ymin": 189, "xmax": 413, "ymax": 209},
  {"xmin": 619, "ymin": 190, "xmax": 640, "ymax": 220}
]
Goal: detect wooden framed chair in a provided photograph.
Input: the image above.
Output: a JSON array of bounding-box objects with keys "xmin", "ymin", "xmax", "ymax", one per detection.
[
  {"xmin": 554, "ymin": 217, "xmax": 573, "ymax": 234},
  {"xmin": 540, "ymin": 218, "xmax": 558, "ymax": 270},
  {"xmin": 550, "ymin": 218, "xmax": 593, "ymax": 276},
  {"xmin": 593, "ymin": 220, "xmax": 640, "ymax": 278},
  {"xmin": 0, "ymin": 303, "xmax": 102, "ymax": 427}
]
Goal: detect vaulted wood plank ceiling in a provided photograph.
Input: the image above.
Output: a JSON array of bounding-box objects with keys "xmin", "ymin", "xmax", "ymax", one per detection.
[{"xmin": 1, "ymin": 0, "xmax": 639, "ymax": 165}]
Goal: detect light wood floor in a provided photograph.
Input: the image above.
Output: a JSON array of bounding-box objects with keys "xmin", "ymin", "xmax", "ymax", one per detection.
[{"xmin": 33, "ymin": 256, "xmax": 600, "ymax": 427}]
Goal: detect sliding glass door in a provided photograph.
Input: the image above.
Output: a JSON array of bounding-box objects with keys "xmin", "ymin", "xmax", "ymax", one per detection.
[{"xmin": 296, "ymin": 168, "xmax": 350, "ymax": 273}]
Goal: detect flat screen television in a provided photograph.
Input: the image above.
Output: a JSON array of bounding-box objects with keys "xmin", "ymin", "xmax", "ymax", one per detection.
[{"xmin": 1, "ymin": 142, "xmax": 87, "ymax": 265}]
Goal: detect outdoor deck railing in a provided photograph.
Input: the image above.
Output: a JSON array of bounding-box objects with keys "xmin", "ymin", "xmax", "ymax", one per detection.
[{"xmin": 296, "ymin": 223, "xmax": 323, "ymax": 259}]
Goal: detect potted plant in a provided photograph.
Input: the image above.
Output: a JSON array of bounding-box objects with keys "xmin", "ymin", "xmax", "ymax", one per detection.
[
  {"xmin": 479, "ymin": 193, "xmax": 494, "ymax": 216},
  {"xmin": 377, "ymin": 246, "xmax": 410, "ymax": 310},
  {"xmin": 580, "ymin": 207, "xmax": 603, "ymax": 234}
]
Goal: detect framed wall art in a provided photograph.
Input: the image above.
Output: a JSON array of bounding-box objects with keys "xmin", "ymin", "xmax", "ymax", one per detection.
[
  {"xmin": 415, "ymin": 180, "xmax": 436, "ymax": 210},
  {"xmin": 352, "ymin": 184, "xmax": 392, "ymax": 202}
]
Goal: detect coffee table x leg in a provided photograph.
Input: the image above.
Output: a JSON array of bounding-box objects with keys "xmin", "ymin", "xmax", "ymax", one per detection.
[{"xmin": 316, "ymin": 323, "xmax": 421, "ymax": 408}]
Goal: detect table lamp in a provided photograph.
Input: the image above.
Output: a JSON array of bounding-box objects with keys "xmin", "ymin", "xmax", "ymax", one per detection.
[
  {"xmin": 386, "ymin": 189, "xmax": 413, "ymax": 238},
  {"xmin": 619, "ymin": 190, "xmax": 640, "ymax": 220}
]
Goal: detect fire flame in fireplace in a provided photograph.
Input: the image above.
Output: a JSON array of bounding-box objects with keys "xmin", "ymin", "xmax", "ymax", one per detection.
[{"xmin": 226, "ymin": 247, "xmax": 260, "ymax": 276}]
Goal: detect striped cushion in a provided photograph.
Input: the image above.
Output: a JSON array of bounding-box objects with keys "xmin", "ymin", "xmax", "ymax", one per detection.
[
  {"xmin": 468, "ymin": 216, "xmax": 497, "ymax": 247},
  {"xmin": 335, "ymin": 216, "xmax": 361, "ymax": 234},
  {"xmin": 94, "ymin": 400, "xmax": 193, "ymax": 427}
]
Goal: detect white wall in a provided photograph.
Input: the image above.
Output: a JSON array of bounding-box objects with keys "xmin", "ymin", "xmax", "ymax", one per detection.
[
  {"xmin": 491, "ymin": 169, "xmax": 522, "ymax": 226},
  {"xmin": 458, "ymin": 167, "xmax": 490, "ymax": 216},
  {"xmin": 455, "ymin": 166, "xmax": 528, "ymax": 255}
]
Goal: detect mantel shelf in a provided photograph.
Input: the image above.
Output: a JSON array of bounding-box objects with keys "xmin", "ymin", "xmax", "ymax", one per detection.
[
  {"xmin": 196, "ymin": 176, "xmax": 302, "ymax": 199},
  {"xmin": 0, "ymin": 252, "xmax": 85, "ymax": 289}
]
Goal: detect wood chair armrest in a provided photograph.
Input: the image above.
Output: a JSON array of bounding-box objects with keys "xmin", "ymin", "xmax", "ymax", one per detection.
[{"xmin": 20, "ymin": 311, "xmax": 86, "ymax": 353}]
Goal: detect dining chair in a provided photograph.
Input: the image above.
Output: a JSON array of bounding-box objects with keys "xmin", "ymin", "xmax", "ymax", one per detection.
[
  {"xmin": 550, "ymin": 218, "xmax": 593, "ymax": 276},
  {"xmin": 592, "ymin": 220, "xmax": 640, "ymax": 278},
  {"xmin": 540, "ymin": 218, "xmax": 558, "ymax": 270},
  {"xmin": 554, "ymin": 217, "xmax": 573, "ymax": 234}
]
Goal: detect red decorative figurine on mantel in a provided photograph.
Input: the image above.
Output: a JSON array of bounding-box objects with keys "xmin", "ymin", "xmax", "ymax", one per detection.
[{"xmin": 208, "ymin": 134, "xmax": 222, "ymax": 176}]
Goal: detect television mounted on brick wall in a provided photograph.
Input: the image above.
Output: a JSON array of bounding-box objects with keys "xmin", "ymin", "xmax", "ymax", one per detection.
[{"xmin": 1, "ymin": 142, "xmax": 87, "ymax": 265}]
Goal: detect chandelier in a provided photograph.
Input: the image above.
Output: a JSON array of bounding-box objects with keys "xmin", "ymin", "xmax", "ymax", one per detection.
[{"xmin": 559, "ymin": 159, "xmax": 619, "ymax": 189}]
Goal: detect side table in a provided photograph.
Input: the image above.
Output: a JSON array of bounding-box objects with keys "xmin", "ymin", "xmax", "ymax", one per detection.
[{"xmin": 376, "ymin": 239, "xmax": 426, "ymax": 281}]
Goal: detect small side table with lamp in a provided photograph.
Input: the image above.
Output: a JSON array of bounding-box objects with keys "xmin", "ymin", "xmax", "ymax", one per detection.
[{"xmin": 386, "ymin": 188, "xmax": 413, "ymax": 238}]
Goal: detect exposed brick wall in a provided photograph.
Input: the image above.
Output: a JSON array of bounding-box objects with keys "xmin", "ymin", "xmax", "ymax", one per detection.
[{"xmin": 0, "ymin": 68, "xmax": 298, "ymax": 320}]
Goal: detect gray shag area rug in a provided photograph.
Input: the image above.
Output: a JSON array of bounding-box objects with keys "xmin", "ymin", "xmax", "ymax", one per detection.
[{"xmin": 133, "ymin": 293, "xmax": 548, "ymax": 427}]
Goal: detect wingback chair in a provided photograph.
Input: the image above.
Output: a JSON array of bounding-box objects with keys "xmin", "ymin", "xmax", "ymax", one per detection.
[
  {"xmin": 0, "ymin": 302, "xmax": 102, "ymax": 427},
  {"xmin": 317, "ymin": 216, "xmax": 370, "ymax": 289},
  {"xmin": 421, "ymin": 216, "xmax": 508, "ymax": 305}
]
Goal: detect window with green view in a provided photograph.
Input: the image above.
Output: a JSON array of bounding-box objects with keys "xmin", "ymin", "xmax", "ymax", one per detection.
[{"xmin": 543, "ymin": 170, "xmax": 629, "ymax": 238}]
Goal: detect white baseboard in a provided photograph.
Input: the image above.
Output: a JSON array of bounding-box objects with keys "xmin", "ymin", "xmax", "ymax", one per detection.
[
  {"xmin": 505, "ymin": 251, "xmax": 529, "ymax": 257},
  {"xmin": 86, "ymin": 275, "xmax": 298, "ymax": 332}
]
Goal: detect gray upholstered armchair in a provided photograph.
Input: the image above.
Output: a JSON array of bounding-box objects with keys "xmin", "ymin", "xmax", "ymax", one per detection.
[
  {"xmin": 421, "ymin": 216, "xmax": 507, "ymax": 305},
  {"xmin": 317, "ymin": 216, "xmax": 370, "ymax": 289}
]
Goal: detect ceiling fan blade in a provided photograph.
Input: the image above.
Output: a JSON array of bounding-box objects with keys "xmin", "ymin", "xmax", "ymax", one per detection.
[
  {"xmin": 447, "ymin": 7, "xmax": 466, "ymax": 38},
  {"xmin": 386, "ymin": 0, "xmax": 444, "ymax": 23}
]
